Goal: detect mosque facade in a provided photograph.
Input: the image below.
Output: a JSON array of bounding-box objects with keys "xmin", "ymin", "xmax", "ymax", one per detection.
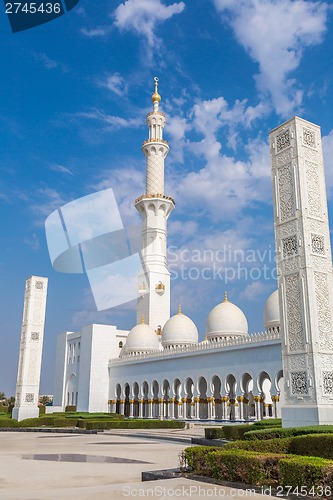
[{"xmin": 52, "ymin": 79, "xmax": 285, "ymax": 421}]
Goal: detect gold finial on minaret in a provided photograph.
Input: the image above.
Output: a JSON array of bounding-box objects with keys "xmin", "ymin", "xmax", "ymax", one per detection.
[
  {"xmin": 152, "ymin": 76, "xmax": 161, "ymax": 110},
  {"xmin": 140, "ymin": 314, "xmax": 145, "ymax": 324},
  {"xmin": 178, "ymin": 304, "xmax": 182, "ymax": 315},
  {"xmin": 224, "ymin": 291, "xmax": 228, "ymax": 302}
]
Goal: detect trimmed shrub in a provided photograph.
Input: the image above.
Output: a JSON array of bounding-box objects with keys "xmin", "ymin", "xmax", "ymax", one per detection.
[
  {"xmin": 224, "ymin": 437, "xmax": 293, "ymax": 455},
  {"xmin": 244, "ymin": 425, "xmax": 333, "ymax": 441},
  {"xmin": 81, "ymin": 419, "xmax": 186, "ymax": 430},
  {"xmin": 252, "ymin": 418, "xmax": 282, "ymax": 427},
  {"xmin": 0, "ymin": 418, "xmax": 19, "ymax": 427},
  {"xmin": 18, "ymin": 417, "xmax": 77, "ymax": 428},
  {"xmin": 183, "ymin": 447, "xmax": 282, "ymax": 485},
  {"xmin": 279, "ymin": 456, "xmax": 333, "ymax": 490},
  {"xmin": 205, "ymin": 428, "xmax": 225, "ymax": 440},
  {"xmin": 0, "ymin": 406, "xmax": 8, "ymax": 413},
  {"xmin": 289, "ymin": 434, "xmax": 333, "ymax": 460},
  {"xmin": 182, "ymin": 446, "xmax": 220, "ymax": 473},
  {"xmin": 65, "ymin": 406, "xmax": 76, "ymax": 412}
]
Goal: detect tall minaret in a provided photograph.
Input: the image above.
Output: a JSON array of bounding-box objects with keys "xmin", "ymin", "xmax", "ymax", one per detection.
[{"xmin": 135, "ymin": 78, "xmax": 175, "ymax": 330}]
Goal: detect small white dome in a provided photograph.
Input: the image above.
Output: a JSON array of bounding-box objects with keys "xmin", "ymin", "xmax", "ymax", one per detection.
[
  {"xmin": 264, "ymin": 290, "xmax": 280, "ymax": 331},
  {"xmin": 162, "ymin": 306, "xmax": 198, "ymax": 347},
  {"xmin": 125, "ymin": 321, "xmax": 160, "ymax": 354},
  {"xmin": 206, "ymin": 293, "xmax": 248, "ymax": 340}
]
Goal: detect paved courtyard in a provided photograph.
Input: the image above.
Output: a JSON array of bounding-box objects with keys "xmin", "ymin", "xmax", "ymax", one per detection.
[{"xmin": 0, "ymin": 429, "xmax": 276, "ymax": 499}]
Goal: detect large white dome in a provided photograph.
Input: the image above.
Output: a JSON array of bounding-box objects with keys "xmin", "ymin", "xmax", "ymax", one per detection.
[
  {"xmin": 162, "ymin": 306, "xmax": 198, "ymax": 347},
  {"xmin": 125, "ymin": 321, "xmax": 160, "ymax": 354},
  {"xmin": 264, "ymin": 290, "xmax": 280, "ymax": 331},
  {"xmin": 206, "ymin": 294, "xmax": 248, "ymax": 340}
]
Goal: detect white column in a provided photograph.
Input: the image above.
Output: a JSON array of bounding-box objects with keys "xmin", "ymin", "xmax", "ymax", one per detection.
[
  {"xmin": 158, "ymin": 397, "xmax": 164, "ymax": 420},
  {"xmin": 119, "ymin": 399, "xmax": 125, "ymax": 416},
  {"xmin": 182, "ymin": 397, "xmax": 187, "ymax": 419},
  {"xmin": 138, "ymin": 399, "xmax": 144, "ymax": 419},
  {"xmin": 194, "ymin": 397, "xmax": 200, "ymax": 419},
  {"xmin": 237, "ymin": 396, "xmax": 245, "ymax": 420},
  {"xmin": 169, "ymin": 397, "xmax": 175, "ymax": 419},
  {"xmin": 271, "ymin": 117, "xmax": 333, "ymax": 427},
  {"xmin": 148, "ymin": 399, "xmax": 153, "ymax": 419},
  {"xmin": 254, "ymin": 396, "xmax": 262, "ymax": 421},
  {"xmin": 12, "ymin": 276, "xmax": 48, "ymax": 422},
  {"xmin": 129, "ymin": 399, "xmax": 134, "ymax": 418},
  {"xmin": 109, "ymin": 399, "xmax": 117, "ymax": 414}
]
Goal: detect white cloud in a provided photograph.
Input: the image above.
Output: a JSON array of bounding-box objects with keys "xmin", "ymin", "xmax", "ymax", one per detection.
[
  {"xmin": 113, "ymin": 0, "xmax": 185, "ymax": 47},
  {"xmin": 50, "ymin": 164, "xmax": 74, "ymax": 175},
  {"xmin": 98, "ymin": 73, "xmax": 128, "ymax": 96},
  {"xmin": 240, "ymin": 281, "xmax": 275, "ymax": 302},
  {"xmin": 213, "ymin": 0, "xmax": 328, "ymax": 116},
  {"xmin": 74, "ymin": 109, "xmax": 141, "ymax": 130},
  {"xmin": 80, "ymin": 27, "xmax": 109, "ymax": 38}
]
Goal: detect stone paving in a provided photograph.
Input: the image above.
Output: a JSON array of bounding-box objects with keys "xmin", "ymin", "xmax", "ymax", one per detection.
[{"xmin": 0, "ymin": 428, "xmax": 277, "ymax": 499}]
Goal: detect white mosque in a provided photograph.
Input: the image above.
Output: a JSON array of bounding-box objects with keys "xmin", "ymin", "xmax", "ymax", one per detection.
[{"xmin": 51, "ymin": 78, "xmax": 284, "ymax": 422}]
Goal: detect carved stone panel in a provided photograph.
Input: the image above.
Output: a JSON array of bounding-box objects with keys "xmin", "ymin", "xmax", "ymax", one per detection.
[
  {"xmin": 306, "ymin": 161, "xmax": 322, "ymax": 218},
  {"xmin": 311, "ymin": 234, "xmax": 325, "ymax": 255},
  {"xmin": 276, "ymin": 129, "xmax": 290, "ymax": 152},
  {"xmin": 282, "ymin": 235, "xmax": 298, "ymax": 258},
  {"xmin": 323, "ymin": 372, "xmax": 333, "ymax": 395},
  {"xmin": 291, "ymin": 372, "xmax": 308, "ymax": 395},
  {"xmin": 314, "ymin": 272, "xmax": 333, "ymax": 351},
  {"xmin": 278, "ymin": 164, "xmax": 295, "ymax": 222},
  {"xmin": 285, "ymin": 273, "xmax": 304, "ymax": 351},
  {"xmin": 303, "ymin": 128, "xmax": 316, "ymax": 148},
  {"xmin": 25, "ymin": 393, "xmax": 35, "ymax": 404}
]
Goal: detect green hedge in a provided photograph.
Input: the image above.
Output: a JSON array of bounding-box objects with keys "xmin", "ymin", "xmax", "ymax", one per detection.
[
  {"xmin": 224, "ymin": 437, "xmax": 293, "ymax": 455},
  {"xmin": 0, "ymin": 418, "xmax": 18, "ymax": 427},
  {"xmin": 289, "ymin": 434, "xmax": 333, "ymax": 460},
  {"xmin": 183, "ymin": 447, "xmax": 283, "ymax": 485},
  {"xmin": 65, "ymin": 406, "xmax": 76, "ymax": 412},
  {"xmin": 252, "ymin": 418, "xmax": 282, "ymax": 427},
  {"xmin": 244, "ymin": 425, "xmax": 333, "ymax": 441},
  {"xmin": 80, "ymin": 419, "xmax": 186, "ymax": 430},
  {"xmin": 18, "ymin": 417, "xmax": 77, "ymax": 428},
  {"xmin": 279, "ymin": 456, "xmax": 333, "ymax": 490},
  {"xmin": 0, "ymin": 406, "xmax": 9, "ymax": 413},
  {"xmin": 183, "ymin": 446, "xmax": 333, "ymax": 489},
  {"xmin": 205, "ymin": 421, "xmax": 283, "ymax": 441}
]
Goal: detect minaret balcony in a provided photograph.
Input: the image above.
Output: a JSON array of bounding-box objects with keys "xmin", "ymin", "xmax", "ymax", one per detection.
[
  {"xmin": 155, "ymin": 282, "xmax": 165, "ymax": 295},
  {"xmin": 134, "ymin": 194, "xmax": 175, "ymax": 205},
  {"xmin": 142, "ymin": 138, "xmax": 169, "ymax": 146}
]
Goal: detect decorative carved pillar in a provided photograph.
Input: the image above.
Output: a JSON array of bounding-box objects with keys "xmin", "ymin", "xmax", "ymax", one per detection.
[
  {"xmin": 119, "ymin": 399, "xmax": 125, "ymax": 416},
  {"xmin": 169, "ymin": 397, "xmax": 175, "ymax": 419},
  {"xmin": 271, "ymin": 395, "xmax": 280, "ymax": 418},
  {"xmin": 237, "ymin": 396, "xmax": 245, "ymax": 420},
  {"xmin": 191, "ymin": 399, "xmax": 195, "ymax": 419},
  {"xmin": 109, "ymin": 399, "xmax": 117, "ymax": 414},
  {"xmin": 253, "ymin": 396, "xmax": 262, "ymax": 421},
  {"xmin": 178, "ymin": 400, "xmax": 183, "ymax": 419},
  {"xmin": 138, "ymin": 399, "xmax": 144, "ymax": 419},
  {"xmin": 194, "ymin": 397, "xmax": 200, "ymax": 419},
  {"xmin": 158, "ymin": 398, "xmax": 164, "ymax": 420},
  {"xmin": 129, "ymin": 399, "xmax": 134, "ymax": 418},
  {"xmin": 221, "ymin": 396, "xmax": 228, "ymax": 420},
  {"xmin": 148, "ymin": 399, "xmax": 153, "ymax": 419},
  {"xmin": 182, "ymin": 397, "xmax": 187, "ymax": 419},
  {"xmin": 207, "ymin": 397, "xmax": 214, "ymax": 419}
]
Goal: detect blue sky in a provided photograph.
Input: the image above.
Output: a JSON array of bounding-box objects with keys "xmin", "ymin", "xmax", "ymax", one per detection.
[{"xmin": 1, "ymin": 0, "xmax": 333, "ymax": 395}]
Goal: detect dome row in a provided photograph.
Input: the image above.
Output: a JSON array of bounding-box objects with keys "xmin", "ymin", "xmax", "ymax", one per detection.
[{"xmin": 123, "ymin": 291, "xmax": 280, "ymax": 355}]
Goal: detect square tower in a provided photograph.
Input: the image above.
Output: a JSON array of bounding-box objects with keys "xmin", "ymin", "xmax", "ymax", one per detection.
[
  {"xmin": 12, "ymin": 276, "xmax": 48, "ymax": 421},
  {"xmin": 270, "ymin": 117, "xmax": 333, "ymax": 427}
]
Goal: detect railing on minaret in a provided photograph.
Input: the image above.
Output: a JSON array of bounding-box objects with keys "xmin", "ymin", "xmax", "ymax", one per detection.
[
  {"xmin": 270, "ymin": 116, "xmax": 333, "ymax": 427},
  {"xmin": 135, "ymin": 78, "xmax": 175, "ymax": 331}
]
